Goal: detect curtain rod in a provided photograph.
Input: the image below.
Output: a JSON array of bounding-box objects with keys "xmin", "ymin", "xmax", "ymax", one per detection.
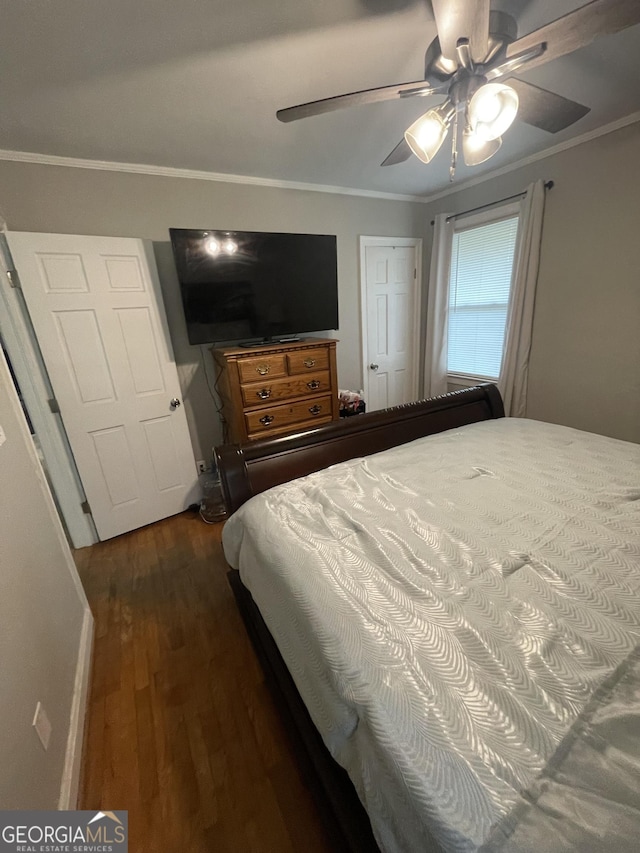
[{"xmin": 430, "ymin": 180, "xmax": 554, "ymax": 226}]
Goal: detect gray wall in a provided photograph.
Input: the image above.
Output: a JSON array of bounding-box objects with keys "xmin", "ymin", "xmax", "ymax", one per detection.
[
  {"xmin": 0, "ymin": 162, "xmax": 425, "ymax": 458},
  {"xmin": 422, "ymin": 121, "xmax": 640, "ymax": 444},
  {"xmin": 1, "ymin": 120, "xmax": 638, "ymax": 455},
  {"xmin": 0, "ymin": 346, "xmax": 90, "ymax": 807}
]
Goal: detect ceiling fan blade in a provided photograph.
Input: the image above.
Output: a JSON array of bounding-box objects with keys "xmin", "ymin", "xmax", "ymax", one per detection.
[
  {"xmin": 505, "ymin": 0, "xmax": 640, "ymax": 73},
  {"xmin": 381, "ymin": 139, "xmax": 412, "ymax": 167},
  {"xmin": 277, "ymin": 81, "xmax": 441, "ymax": 123},
  {"xmin": 509, "ymin": 79, "xmax": 591, "ymax": 133},
  {"xmin": 431, "ymin": 0, "xmax": 490, "ymax": 63},
  {"xmin": 485, "ymin": 44, "xmax": 547, "ymax": 81}
]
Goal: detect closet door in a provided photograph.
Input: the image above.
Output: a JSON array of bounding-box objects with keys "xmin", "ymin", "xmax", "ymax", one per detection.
[{"xmin": 362, "ymin": 240, "xmax": 421, "ymax": 411}]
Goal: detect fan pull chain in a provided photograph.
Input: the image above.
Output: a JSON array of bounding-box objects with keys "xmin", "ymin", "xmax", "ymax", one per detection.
[{"xmin": 449, "ymin": 106, "xmax": 459, "ymax": 182}]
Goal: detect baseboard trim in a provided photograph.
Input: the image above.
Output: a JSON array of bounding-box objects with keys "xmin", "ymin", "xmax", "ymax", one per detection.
[{"xmin": 58, "ymin": 606, "xmax": 94, "ymax": 809}]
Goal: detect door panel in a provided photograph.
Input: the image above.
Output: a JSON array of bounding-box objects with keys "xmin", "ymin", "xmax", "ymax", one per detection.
[
  {"xmin": 54, "ymin": 309, "xmax": 116, "ymax": 403},
  {"xmin": 8, "ymin": 232, "xmax": 197, "ymax": 540},
  {"xmin": 116, "ymin": 307, "xmax": 165, "ymax": 395},
  {"xmin": 142, "ymin": 416, "xmax": 187, "ymax": 491},
  {"xmin": 91, "ymin": 426, "xmax": 139, "ymax": 506}
]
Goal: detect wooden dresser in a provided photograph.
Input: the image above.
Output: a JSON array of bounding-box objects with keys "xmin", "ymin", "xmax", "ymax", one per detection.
[{"xmin": 212, "ymin": 338, "xmax": 339, "ymax": 443}]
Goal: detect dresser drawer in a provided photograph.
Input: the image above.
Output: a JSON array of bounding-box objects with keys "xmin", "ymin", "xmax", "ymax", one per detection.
[
  {"xmin": 237, "ymin": 353, "xmax": 287, "ymax": 383},
  {"xmin": 241, "ymin": 371, "xmax": 332, "ymax": 407},
  {"xmin": 286, "ymin": 347, "xmax": 330, "ymax": 374},
  {"xmin": 245, "ymin": 394, "xmax": 333, "ymax": 437}
]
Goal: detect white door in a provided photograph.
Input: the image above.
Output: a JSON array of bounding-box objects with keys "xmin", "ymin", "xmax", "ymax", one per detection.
[
  {"xmin": 0, "ymin": 241, "xmax": 96, "ymax": 549},
  {"xmin": 7, "ymin": 232, "xmax": 198, "ymax": 541},
  {"xmin": 361, "ymin": 239, "xmax": 422, "ymax": 412}
]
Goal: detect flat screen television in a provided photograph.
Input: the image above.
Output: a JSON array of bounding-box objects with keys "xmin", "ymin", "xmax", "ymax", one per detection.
[{"xmin": 169, "ymin": 228, "xmax": 339, "ymax": 346}]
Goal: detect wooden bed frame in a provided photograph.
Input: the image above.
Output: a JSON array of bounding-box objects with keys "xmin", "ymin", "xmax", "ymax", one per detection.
[
  {"xmin": 216, "ymin": 383, "xmax": 504, "ymax": 514},
  {"xmin": 216, "ymin": 384, "xmax": 505, "ymax": 852}
]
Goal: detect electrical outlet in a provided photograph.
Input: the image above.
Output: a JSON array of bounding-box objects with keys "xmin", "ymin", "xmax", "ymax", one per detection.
[
  {"xmin": 33, "ymin": 702, "xmax": 52, "ymax": 751},
  {"xmin": 196, "ymin": 460, "xmax": 208, "ymax": 475}
]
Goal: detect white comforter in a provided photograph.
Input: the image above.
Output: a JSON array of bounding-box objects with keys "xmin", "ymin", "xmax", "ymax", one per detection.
[{"xmin": 222, "ymin": 418, "xmax": 640, "ymax": 853}]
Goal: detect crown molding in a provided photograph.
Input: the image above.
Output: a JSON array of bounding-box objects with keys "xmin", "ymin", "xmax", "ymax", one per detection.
[
  {"xmin": 419, "ymin": 110, "xmax": 640, "ymax": 204},
  {"xmin": 0, "ymin": 109, "xmax": 638, "ymax": 206},
  {"xmin": 0, "ymin": 148, "xmax": 426, "ymax": 204}
]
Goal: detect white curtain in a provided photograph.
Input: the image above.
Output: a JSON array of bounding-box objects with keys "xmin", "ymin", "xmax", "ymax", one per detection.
[
  {"xmin": 423, "ymin": 179, "xmax": 546, "ymax": 415},
  {"xmin": 499, "ymin": 179, "xmax": 546, "ymax": 416},
  {"xmin": 424, "ymin": 212, "xmax": 453, "ymax": 398}
]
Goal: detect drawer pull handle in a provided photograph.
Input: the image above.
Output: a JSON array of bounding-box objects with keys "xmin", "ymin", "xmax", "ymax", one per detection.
[
  {"xmin": 308, "ymin": 404, "xmax": 322, "ymax": 416},
  {"xmin": 303, "ymin": 358, "xmax": 316, "ymax": 368},
  {"xmin": 256, "ymin": 363, "xmax": 270, "ymax": 376},
  {"xmin": 259, "ymin": 414, "xmax": 274, "ymax": 426},
  {"xmin": 306, "ymin": 379, "xmax": 321, "ymax": 390},
  {"xmin": 256, "ymin": 388, "xmax": 272, "ymax": 399}
]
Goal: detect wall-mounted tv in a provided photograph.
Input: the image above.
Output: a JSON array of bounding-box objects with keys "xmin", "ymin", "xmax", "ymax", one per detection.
[{"xmin": 169, "ymin": 228, "xmax": 339, "ymax": 346}]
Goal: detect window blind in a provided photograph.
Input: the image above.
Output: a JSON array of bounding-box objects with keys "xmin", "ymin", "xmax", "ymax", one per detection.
[{"xmin": 447, "ymin": 214, "xmax": 519, "ymax": 380}]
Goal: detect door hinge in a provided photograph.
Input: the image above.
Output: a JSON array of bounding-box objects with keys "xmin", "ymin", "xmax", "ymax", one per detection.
[
  {"xmin": 47, "ymin": 397, "xmax": 60, "ymax": 414},
  {"xmin": 81, "ymin": 500, "xmax": 92, "ymax": 515},
  {"xmin": 414, "ymin": 268, "xmax": 417, "ymax": 279},
  {"xmin": 0, "ymin": 234, "xmax": 18, "ymax": 286},
  {"xmin": 5, "ymin": 268, "xmax": 20, "ymax": 289}
]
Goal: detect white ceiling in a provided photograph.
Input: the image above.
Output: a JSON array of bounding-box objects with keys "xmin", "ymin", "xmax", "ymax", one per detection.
[{"xmin": 1, "ymin": 0, "xmax": 639, "ymax": 198}]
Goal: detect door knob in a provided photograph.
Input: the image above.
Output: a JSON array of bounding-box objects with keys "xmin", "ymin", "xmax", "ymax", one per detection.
[
  {"xmin": 369, "ymin": 363, "xmax": 379, "ymax": 371},
  {"xmin": 170, "ymin": 397, "xmax": 181, "ymax": 409}
]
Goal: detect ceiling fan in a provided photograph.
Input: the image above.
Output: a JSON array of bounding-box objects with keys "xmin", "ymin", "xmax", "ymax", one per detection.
[{"xmin": 276, "ymin": 0, "xmax": 640, "ymax": 179}]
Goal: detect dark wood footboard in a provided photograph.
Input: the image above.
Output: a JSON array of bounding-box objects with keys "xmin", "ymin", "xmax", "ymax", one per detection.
[{"xmin": 216, "ymin": 383, "xmax": 504, "ymax": 514}]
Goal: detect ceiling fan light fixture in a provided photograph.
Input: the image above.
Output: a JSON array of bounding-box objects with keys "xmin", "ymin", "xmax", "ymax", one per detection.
[
  {"xmin": 404, "ymin": 102, "xmax": 453, "ymax": 164},
  {"xmin": 462, "ymin": 128, "xmax": 502, "ymax": 165},
  {"xmin": 468, "ymin": 83, "xmax": 519, "ymax": 141}
]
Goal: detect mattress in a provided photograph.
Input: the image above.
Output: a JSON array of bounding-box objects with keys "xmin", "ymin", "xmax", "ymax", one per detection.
[{"xmin": 222, "ymin": 418, "xmax": 640, "ymax": 853}]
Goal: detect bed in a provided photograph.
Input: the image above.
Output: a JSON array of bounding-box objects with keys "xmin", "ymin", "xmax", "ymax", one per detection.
[{"xmin": 216, "ymin": 385, "xmax": 640, "ymax": 853}]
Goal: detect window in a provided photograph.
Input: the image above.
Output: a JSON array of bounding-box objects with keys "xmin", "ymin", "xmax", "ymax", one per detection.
[
  {"xmin": 447, "ymin": 210, "xmax": 519, "ymax": 380},
  {"xmin": 426, "ymin": 180, "xmax": 546, "ymax": 415}
]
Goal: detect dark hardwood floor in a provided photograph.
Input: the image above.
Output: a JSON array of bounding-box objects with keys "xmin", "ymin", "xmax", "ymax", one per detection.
[{"xmin": 74, "ymin": 511, "xmax": 334, "ymax": 853}]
